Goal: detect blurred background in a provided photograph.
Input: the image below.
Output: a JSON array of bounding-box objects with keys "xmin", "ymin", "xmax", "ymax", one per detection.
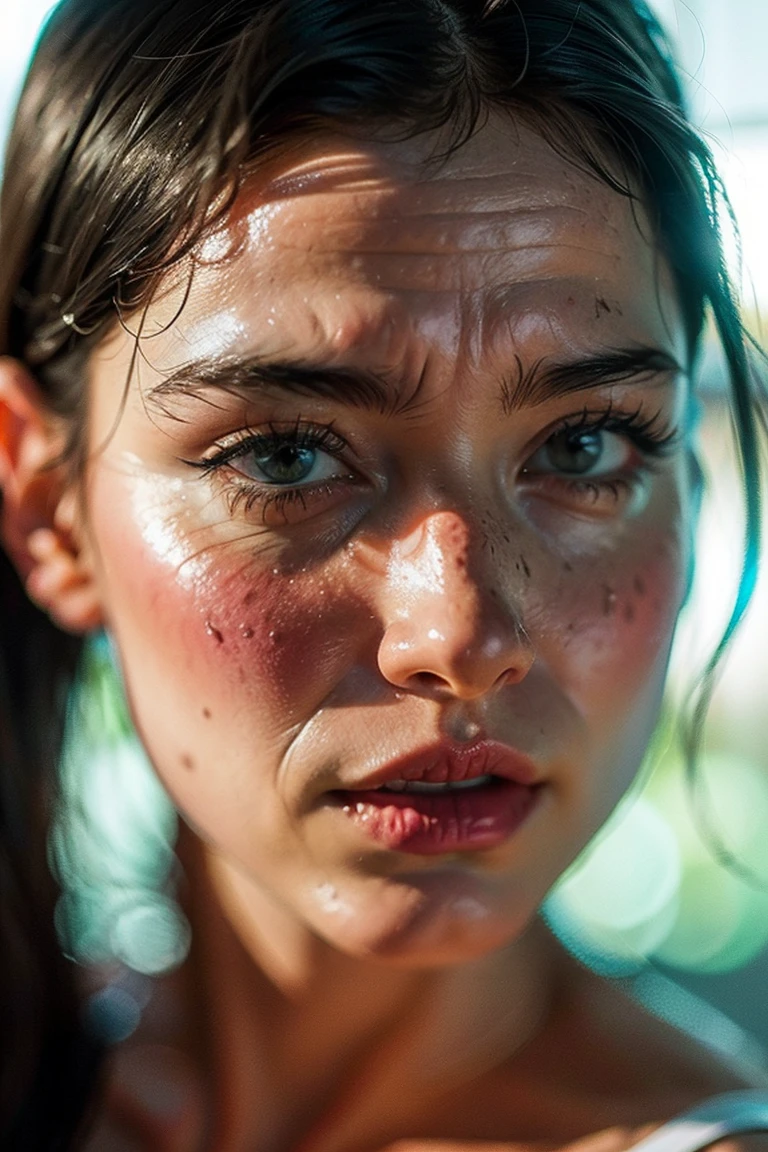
[{"xmin": 2, "ymin": 0, "xmax": 768, "ymax": 1067}]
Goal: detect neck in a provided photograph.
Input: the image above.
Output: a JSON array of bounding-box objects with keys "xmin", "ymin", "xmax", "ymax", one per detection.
[{"xmin": 178, "ymin": 827, "xmax": 558, "ymax": 1152}]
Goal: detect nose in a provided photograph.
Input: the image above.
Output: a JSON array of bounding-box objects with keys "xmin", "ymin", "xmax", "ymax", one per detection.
[{"xmin": 376, "ymin": 511, "xmax": 534, "ymax": 700}]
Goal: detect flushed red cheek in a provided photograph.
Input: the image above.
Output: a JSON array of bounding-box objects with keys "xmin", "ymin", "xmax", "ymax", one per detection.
[
  {"xmin": 96, "ymin": 504, "xmax": 370, "ymax": 729},
  {"xmin": 549, "ymin": 534, "xmax": 685, "ymax": 711},
  {"xmin": 187, "ymin": 560, "xmax": 374, "ymax": 715}
]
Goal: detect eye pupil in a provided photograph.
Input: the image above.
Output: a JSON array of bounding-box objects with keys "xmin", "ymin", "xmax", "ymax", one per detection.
[
  {"xmin": 258, "ymin": 444, "xmax": 315, "ymax": 483},
  {"xmin": 547, "ymin": 429, "xmax": 602, "ymax": 474}
]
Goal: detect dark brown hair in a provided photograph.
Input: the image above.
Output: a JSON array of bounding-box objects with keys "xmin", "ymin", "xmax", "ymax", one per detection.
[{"xmin": 0, "ymin": 0, "xmax": 763, "ymax": 1144}]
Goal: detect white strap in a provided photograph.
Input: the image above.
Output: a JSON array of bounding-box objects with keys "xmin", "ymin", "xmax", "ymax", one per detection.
[{"xmin": 630, "ymin": 1092, "xmax": 768, "ymax": 1152}]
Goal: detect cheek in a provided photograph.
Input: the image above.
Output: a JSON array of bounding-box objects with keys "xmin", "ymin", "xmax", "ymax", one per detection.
[
  {"xmin": 89, "ymin": 476, "xmax": 371, "ymax": 755},
  {"xmin": 544, "ymin": 526, "xmax": 687, "ymax": 719}
]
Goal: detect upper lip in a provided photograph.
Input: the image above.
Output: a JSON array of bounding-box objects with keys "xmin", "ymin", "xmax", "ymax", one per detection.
[{"xmin": 340, "ymin": 740, "xmax": 541, "ymax": 791}]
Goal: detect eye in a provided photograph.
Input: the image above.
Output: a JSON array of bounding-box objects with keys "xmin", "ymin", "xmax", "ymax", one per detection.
[
  {"xmin": 236, "ymin": 441, "xmax": 344, "ymax": 486},
  {"xmin": 524, "ymin": 427, "xmax": 631, "ymax": 478},
  {"xmin": 189, "ymin": 422, "xmax": 367, "ymax": 527}
]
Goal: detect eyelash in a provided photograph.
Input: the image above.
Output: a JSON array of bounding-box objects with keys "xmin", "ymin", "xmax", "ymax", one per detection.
[
  {"xmin": 524, "ymin": 403, "xmax": 680, "ymax": 507},
  {"xmin": 550, "ymin": 403, "xmax": 679, "ymax": 455},
  {"xmin": 187, "ymin": 421, "xmax": 353, "ymax": 519},
  {"xmin": 187, "ymin": 403, "xmax": 680, "ymax": 520}
]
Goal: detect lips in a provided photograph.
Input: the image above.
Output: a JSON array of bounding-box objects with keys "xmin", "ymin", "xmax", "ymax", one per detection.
[{"xmin": 329, "ymin": 741, "xmax": 544, "ymax": 855}]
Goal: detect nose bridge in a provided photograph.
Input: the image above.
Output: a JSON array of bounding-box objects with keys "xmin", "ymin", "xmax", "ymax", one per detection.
[{"xmin": 390, "ymin": 510, "xmax": 476, "ymax": 606}]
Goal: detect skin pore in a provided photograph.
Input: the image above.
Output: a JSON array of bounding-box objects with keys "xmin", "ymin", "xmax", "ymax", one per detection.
[{"xmin": 64, "ymin": 113, "xmax": 716, "ymax": 1148}]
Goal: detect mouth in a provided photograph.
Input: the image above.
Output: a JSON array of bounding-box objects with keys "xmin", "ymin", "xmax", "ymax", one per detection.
[{"xmin": 327, "ymin": 741, "xmax": 545, "ymax": 855}]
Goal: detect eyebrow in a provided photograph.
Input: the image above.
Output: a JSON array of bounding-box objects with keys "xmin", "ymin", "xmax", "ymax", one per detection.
[
  {"xmin": 148, "ymin": 356, "xmax": 399, "ymax": 416},
  {"xmin": 499, "ymin": 347, "xmax": 683, "ymax": 414},
  {"xmin": 146, "ymin": 345, "xmax": 683, "ymax": 417}
]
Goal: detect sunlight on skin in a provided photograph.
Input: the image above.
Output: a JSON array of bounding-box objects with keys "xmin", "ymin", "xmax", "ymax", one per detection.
[{"xmin": 82, "ymin": 116, "xmax": 692, "ymax": 974}]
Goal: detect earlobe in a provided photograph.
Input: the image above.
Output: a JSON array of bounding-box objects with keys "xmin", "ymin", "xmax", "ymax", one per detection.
[{"xmin": 0, "ymin": 356, "xmax": 103, "ymax": 633}]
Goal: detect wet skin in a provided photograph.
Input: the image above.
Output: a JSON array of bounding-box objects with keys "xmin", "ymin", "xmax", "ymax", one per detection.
[{"xmin": 82, "ymin": 115, "xmax": 692, "ymax": 968}]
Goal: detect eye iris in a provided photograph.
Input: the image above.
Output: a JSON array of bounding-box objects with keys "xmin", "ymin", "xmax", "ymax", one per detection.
[
  {"xmin": 546, "ymin": 429, "xmax": 602, "ymax": 474},
  {"xmin": 257, "ymin": 444, "xmax": 315, "ymax": 484}
]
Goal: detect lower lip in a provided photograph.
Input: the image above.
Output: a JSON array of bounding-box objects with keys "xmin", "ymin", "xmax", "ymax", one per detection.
[{"xmin": 333, "ymin": 780, "xmax": 543, "ymax": 855}]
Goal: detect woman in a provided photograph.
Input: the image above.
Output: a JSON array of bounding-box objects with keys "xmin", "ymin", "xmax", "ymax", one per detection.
[{"xmin": 1, "ymin": 0, "xmax": 767, "ymax": 1148}]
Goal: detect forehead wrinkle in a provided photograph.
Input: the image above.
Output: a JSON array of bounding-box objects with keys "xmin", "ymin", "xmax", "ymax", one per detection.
[{"xmin": 288, "ymin": 204, "xmax": 614, "ymax": 261}]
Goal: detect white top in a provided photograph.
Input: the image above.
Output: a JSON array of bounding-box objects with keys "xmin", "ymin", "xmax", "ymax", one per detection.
[{"xmin": 630, "ymin": 1093, "xmax": 768, "ymax": 1152}]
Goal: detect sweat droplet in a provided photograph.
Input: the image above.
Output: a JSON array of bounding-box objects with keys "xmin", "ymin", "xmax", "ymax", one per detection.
[{"xmin": 205, "ymin": 620, "xmax": 224, "ymax": 644}]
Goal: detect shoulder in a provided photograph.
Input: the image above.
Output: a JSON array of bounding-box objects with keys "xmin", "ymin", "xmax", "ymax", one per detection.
[
  {"xmin": 485, "ymin": 957, "xmax": 768, "ymax": 1146},
  {"xmin": 626, "ymin": 1092, "xmax": 768, "ymax": 1152},
  {"xmin": 551, "ymin": 963, "xmax": 768, "ymax": 1105}
]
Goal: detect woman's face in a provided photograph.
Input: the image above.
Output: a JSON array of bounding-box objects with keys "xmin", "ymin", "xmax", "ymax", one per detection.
[{"xmin": 82, "ymin": 116, "xmax": 692, "ymax": 965}]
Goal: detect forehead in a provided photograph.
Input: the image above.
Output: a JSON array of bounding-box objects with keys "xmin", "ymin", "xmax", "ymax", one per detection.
[{"xmin": 139, "ymin": 115, "xmax": 683, "ymax": 373}]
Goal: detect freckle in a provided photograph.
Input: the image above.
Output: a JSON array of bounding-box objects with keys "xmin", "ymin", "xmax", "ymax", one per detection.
[
  {"xmin": 602, "ymin": 585, "xmax": 617, "ymax": 615},
  {"xmin": 202, "ymin": 707, "xmax": 212, "ymax": 719},
  {"xmin": 633, "ymin": 575, "xmax": 646, "ymax": 596},
  {"xmin": 243, "ymin": 589, "xmax": 257, "ymax": 605},
  {"xmin": 520, "ymin": 556, "xmax": 531, "ymax": 579},
  {"xmin": 563, "ymin": 560, "xmax": 573, "ymax": 572},
  {"xmin": 181, "ymin": 753, "xmax": 195, "ymax": 771},
  {"xmin": 623, "ymin": 602, "xmax": 636, "ymax": 623},
  {"xmin": 205, "ymin": 620, "xmax": 224, "ymax": 644},
  {"xmin": 567, "ymin": 621, "xmax": 575, "ymax": 631}
]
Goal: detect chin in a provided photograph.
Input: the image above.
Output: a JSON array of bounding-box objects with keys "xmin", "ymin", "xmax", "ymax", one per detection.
[{"xmin": 310, "ymin": 868, "xmax": 539, "ymax": 968}]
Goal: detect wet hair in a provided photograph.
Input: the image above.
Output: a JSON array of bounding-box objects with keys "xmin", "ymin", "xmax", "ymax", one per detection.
[{"xmin": 0, "ymin": 0, "xmax": 763, "ymax": 1144}]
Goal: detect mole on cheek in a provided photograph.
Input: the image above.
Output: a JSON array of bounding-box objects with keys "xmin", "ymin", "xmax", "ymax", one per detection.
[
  {"xmin": 180, "ymin": 753, "xmax": 195, "ymax": 771},
  {"xmin": 202, "ymin": 708, "xmax": 212, "ymax": 719}
]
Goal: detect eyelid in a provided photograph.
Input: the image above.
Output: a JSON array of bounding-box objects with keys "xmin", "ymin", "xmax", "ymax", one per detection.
[
  {"xmin": 531, "ymin": 404, "xmax": 682, "ymax": 460},
  {"xmin": 182, "ymin": 420, "xmax": 349, "ymax": 474}
]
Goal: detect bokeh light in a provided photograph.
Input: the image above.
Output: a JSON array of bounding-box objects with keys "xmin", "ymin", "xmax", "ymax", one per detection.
[{"xmin": 51, "ymin": 636, "xmax": 189, "ymax": 982}]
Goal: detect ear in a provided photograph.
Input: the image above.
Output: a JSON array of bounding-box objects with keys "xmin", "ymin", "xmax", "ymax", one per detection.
[{"xmin": 0, "ymin": 356, "xmax": 103, "ymax": 633}]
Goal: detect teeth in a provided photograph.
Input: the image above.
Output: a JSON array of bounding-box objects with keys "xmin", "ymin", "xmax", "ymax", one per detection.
[{"xmin": 379, "ymin": 775, "xmax": 494, "ymax": 794}]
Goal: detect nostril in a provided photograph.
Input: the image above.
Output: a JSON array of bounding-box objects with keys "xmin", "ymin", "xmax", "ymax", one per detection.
[{"xmin": 404, "ymin": 670, "xmax": 462, "ymax": 699}]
